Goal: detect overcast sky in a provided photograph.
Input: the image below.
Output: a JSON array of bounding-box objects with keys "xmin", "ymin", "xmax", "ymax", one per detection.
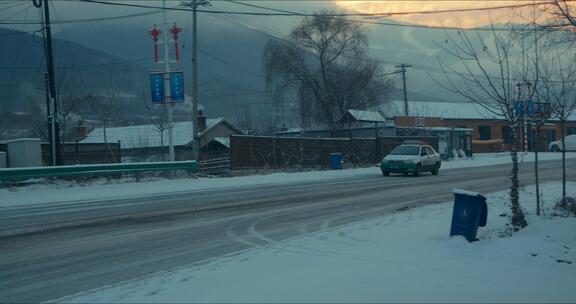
[
  {"xmin": 1, "ymin": 1, "xmax": 335, "ymax": 35},
  {"xmin": 0, "ymin": 0, "xmax": 553, "ymax": 35}
]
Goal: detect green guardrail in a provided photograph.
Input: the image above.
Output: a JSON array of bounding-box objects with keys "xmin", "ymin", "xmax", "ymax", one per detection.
[{"xmin": 0, "ymin": 161, "xmax": 198, "ymax": 181}]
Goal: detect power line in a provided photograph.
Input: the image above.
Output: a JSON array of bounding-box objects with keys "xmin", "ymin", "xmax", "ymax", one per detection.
[
  {"xmin": 0, "ymin": 10, "xmax": 164, "ymax": 24},
  {"xmin": 0, "ymin": 1, "xmax": 31, "ymax": 23},
  {"xmin": 198, "ymin": 48, "xmax": 265, "ymax": 79},
  {"xmin": 222, "ymin": 1, "xmax": 556, "ymax": 32},
  {"xmin": 0, "ymin": 57, "xmax": 152, "ymax": 70},
  {"xmin": 76, "ymin": 0, "xmax": 559, "ymax": 18},
  {"xmin": 0, "ymin": 1, "xmax": 561, "ymax": 31}
]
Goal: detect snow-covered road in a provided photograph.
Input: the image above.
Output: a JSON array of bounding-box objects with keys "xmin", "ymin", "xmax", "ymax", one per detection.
[
  {"xmin": 1, "ymin": 152, "xmax": 575, "ymax": 208},
  {"xmin": 1, "ymin": 156, "xmax": 575, "ymax": 303},
  {"xmin": 57, "ymin": 182, "xmax": 576, "ymax": 303}
]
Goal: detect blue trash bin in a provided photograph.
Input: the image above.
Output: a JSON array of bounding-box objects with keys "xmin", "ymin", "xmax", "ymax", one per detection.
[
  {"xmin": 450, "ymin": 189, "xmax": 488, "ymax": 242},
  {"xmin": 330, "ymin": 153, "xmax": 343, "ymax": 170}
]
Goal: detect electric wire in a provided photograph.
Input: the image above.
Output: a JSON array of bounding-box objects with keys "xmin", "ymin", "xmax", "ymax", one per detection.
[
  {"xmin": 0, "ymin": 1, "xmax": 32, "ymax": 23},
  {"xmin": 76, "ymin": 0, "xmax": 559, "ymax": 17}
]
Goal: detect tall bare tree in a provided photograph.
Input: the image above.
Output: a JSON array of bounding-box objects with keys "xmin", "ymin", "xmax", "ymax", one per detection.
[
  {"xmin": 264, "ymin": 11, "xmax": 391, "ymax": 136},
  {"xmin": 438, "ymin": 26, "xmax": 528, "ymax": 228},
  {"xmin": 536, "ymin": 54, "xmax": 576, "ymax": 204}
]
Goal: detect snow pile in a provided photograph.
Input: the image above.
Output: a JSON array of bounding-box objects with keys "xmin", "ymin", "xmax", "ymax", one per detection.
[{"xmin": 57, "ymin": 182, "xmax": 576, "ymax": 303}]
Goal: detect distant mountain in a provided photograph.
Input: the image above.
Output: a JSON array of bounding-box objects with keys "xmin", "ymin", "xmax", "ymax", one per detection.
[
  {"xmin": 0, "ymin": 27, "xmax": 267, "ymax": 122},
  {"xmin": 0, "ymin": 27, "xmax": 148, "ymax": 112},
  {"xmin": 55, "ymin": 15, "xmax": 270, "ymax": 91}
]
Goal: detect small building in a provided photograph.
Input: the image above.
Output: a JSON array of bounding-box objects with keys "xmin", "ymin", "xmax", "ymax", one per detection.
[
  {"xmin": 383, "ymin": 100, "xmax": 576, "ymax": 153},
  {"xmin": 276, "ymin": 110, "xmax": 396, "ymax": 138},
  {"xmin": 80, "ymin": 117, "xmax": 242, "ymax": 162},
  {"xmin": 340, "ymin": 110, "xmax": 389, "ymax": 138}
]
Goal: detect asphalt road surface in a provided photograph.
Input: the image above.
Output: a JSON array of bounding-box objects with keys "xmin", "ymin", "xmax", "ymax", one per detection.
[{"xmin": 1, "ymin": 159, "xmax": 575, "ymax": 303}]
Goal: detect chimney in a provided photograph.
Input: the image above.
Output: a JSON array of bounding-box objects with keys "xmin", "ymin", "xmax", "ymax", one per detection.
[
  {"xmin": 197, "ymin": 110, "xmax": 207, "ymax": 132},
  {"xmin": 74, "ymin": 126, "xmax": 88, "ymax": 141}
]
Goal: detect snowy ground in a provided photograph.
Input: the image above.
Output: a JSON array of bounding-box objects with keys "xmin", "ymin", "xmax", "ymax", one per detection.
[
  {"xmin": 54, "ymin": 182, "xmax": 576, "ymax": 303},
  {"xmin": 1, "ymin": 152, "xmax": 575, "ymax": 208}
]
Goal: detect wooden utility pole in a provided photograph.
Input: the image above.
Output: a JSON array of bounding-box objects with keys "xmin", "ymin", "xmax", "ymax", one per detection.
[
  {"xmin": 182, "ymin": 0, "xmax": 210, "ymax": 160},
  {"xmin": 34, "ymin": 0, "xmax": 61, "ymax": 165},
  {"xmin": 395, "ymin": 63, "xmax": 411, "ymax": 116}
]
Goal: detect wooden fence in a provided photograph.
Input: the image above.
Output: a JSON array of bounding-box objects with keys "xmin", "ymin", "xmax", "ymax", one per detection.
[
  {"xmin": 230, "ymin": 135, "xmax": 438, "ymax": 170},
  {"xmin": 0, "ymin": 142, "xmax": 120, "ymax": 166},
  {"xmin": 41, "ymin": 142, "xmax": 121, "ymax": 165}
]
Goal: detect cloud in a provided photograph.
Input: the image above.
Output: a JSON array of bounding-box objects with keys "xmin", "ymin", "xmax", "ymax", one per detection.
[{"xmin": 332, "ymin": 1, "xmax": 559, "ymax": 28}]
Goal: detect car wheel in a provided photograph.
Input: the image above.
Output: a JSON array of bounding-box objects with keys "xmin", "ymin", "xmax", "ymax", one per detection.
[
  {"xmin": 382, "ymin": 171, "xmax": 390, "ymax": 176},
  {"xmin": 551, "ymin": 145, "xmax": 560, "ymax": 152},
  {"xmin": 413, "ymin": 164, "xmax": 422, "ymax": 177},
  {"xmin": 431, "ymin": 163, "xmax": 440, "ymax": 176}
]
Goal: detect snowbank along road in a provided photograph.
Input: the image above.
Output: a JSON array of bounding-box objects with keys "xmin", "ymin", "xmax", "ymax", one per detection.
[{"xmin": 1, "ymin": 159, "xmax": 575, "ymax": 303}]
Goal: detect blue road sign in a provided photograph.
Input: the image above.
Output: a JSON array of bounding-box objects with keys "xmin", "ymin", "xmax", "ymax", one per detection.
[
  {"xmin": 515, "ymin": 100, "xmax": 536, "ymax": 117},
  {"xmin": 150, "ymin": 73, "xmax": 165, "ymax": 103},
  {"xmin": 526, "ymin": 100, "xmax": 534, "ymax": 116},
  {"xmin": 170, "ymin": 72, "xmax": 185, "ymax": 102}
]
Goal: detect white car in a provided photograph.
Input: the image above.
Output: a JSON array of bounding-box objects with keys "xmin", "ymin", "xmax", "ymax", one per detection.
[
  {"xmin": 549, "ymin": 134, "xmax": 576, "ymax": 152},
  {"xmin": 380, "ymin": 144, "xmax": 442, "ymax": 177}
]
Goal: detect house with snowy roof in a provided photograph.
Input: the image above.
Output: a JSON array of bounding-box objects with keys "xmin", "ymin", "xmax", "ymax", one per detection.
[
  {"xmin": 276, "ymin": 109, "xmax": 396, "ymax": 139},
  {"xmin": 80, "ymin": 115, "xmax": 242, "ymax": 162},
  {"xmin": 383, "ymin": 100, "xmax": 576, "ymax": 153}
]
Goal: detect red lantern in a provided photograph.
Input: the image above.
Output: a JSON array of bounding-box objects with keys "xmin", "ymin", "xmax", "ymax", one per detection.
[
  {"xmin": 169, "ymin": 23, "xmax": 183, "ymax": 62},
  {"xmin": 148, "ymin": 25, "xmax": 162, "ymax": 63}
]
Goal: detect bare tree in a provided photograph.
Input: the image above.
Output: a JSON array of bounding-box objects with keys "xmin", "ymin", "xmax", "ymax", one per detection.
[
  {"xmin": 551, "ymin": 0, "xmax": 576, "ymax": 29},
  {"xmin": 28, "ymin": 101, "xmax": 50, "ymax": 141},
  {"xmin": 264, "ymin": 11, "xmax": 391, "ymax": 136},
  {"xmin": 233, "ymin": 96, "xmax": 255, "ymax": 135},
  {"xmin": 0, "ymin": 111, "xmax": 10, "ymax": 139},
  {"xmin": 536, "ymin": 54, "xmax": 576, "ymax": 204},
  {"xmin": 86, "ymin": 93, "xmax": 120, "ymax": 163},
  {"xmin": 144, "ymin": 101, "xmax": 170, "ymax": 162},
  {"xmin": 438, "ymin": 26, "xmax": 528, "ymax": 228},
  {"xmin": 55, "ymin": 70, "xmax": 78, "ymax": 141}
]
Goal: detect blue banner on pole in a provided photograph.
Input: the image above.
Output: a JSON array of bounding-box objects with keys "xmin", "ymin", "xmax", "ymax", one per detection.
[
  {"xmin": 526, "ymin": 100, "xmax": 534, "ymax": 117},
  {"xmin": 515, "ymin": 100, "xmax": 523, "ymax": 116},
  {"xmin": 170, "ymin": 72, "xmax": 185, "ymax": 102},
  {"xmin": 150, "ymin": 73, "xmax": 165, "ymax": 103}
]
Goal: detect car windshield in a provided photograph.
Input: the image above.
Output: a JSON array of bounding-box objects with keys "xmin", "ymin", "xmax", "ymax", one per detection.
[{"xmin": 389, "ymin": 145, "xmax": 420, "ymax": 155}]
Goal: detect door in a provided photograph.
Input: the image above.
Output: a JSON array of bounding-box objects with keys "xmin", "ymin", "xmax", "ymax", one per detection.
[{"xmin": 419, "ymin": 146, "xmax": 432, "ymax": 170}]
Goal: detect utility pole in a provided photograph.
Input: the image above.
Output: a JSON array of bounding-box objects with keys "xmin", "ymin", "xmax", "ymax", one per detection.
[
  {"xmin": 34, "ymin": 0, "xmax": 61, "ymax": 166},
  {"xmin": 182, "ymin": 0, "xmax": 209, "ymax": 160},
  {"xmin": 162, "ymin": 0, "xmax": 175, "ymax": 162},
  {"xmin": 395, "ymin": 63, "xmax": 411, "ymax": 116}
]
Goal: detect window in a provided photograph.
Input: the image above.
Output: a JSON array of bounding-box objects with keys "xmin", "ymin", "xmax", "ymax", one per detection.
[
  {"xmin": 389, "ymin": 145, "xmax": 420, "ymax": 155},
  {"xmin": 478, "ymin": 126, "xmax": 492, "ymax": 140},
  {"xmin": 501, "ymin": 126, "xmax": 513, "ymax": 144},
  {"xmin": 546, "ymin": 130, "xmax": 556, "ymax": 142},
  {"xmin": 420, "ymin": 147, "xmax": 428, "ymax": 156},
  {"xmin": 567, "ymin": 128, "xmax": 576, "ymax": 136},
  {"xmin": 415, "ymin": 117, "xmax": 425, "ymax": 127}
]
